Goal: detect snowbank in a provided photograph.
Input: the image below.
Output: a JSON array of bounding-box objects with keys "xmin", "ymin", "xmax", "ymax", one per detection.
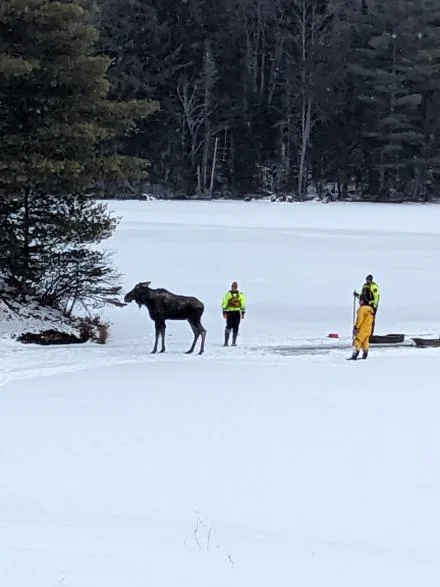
[{"xmin": 0, "ymin": 292, "xmax": 82, "ymax": 339}]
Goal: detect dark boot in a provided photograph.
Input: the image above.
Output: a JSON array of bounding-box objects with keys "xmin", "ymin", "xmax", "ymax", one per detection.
[
  {"xmin": 362, "ymin": 350, "xmax": 368, "ymax": 359},
  {"xmin": 224, "ymin": 328, "xmax": 230, "ymax": 346},
  {"xmin": 348, "ymin": 350, "xmax": 359, "ymax": 360},
  {"xmin": 232, "ymin": 330, "xmax": 238, "ymax": 346}
]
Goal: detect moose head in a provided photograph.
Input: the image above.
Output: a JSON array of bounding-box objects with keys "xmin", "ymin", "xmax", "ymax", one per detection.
[{"xmin": 124, "ymin": 281, "xmax": 151, "ymax": 307}]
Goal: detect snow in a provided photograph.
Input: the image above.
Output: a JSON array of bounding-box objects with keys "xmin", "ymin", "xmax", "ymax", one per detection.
[
  {"xmin": 0, "ymin": 294, "xmax": 81, "ymax": 340},
  {"xmin": 2, "ymin": 199, "xmax": 440, "ymax": 586}
]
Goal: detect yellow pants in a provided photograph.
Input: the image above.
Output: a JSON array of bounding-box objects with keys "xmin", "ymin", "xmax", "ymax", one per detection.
[{"xmin": 354, "ymin": 336, "xmax": 370, "ymax": 352}]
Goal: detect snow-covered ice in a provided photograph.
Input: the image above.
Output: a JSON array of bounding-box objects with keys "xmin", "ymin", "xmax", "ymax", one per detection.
[{"xmin": 2, "ymin": 200, "xmax": 440, "ymax": 586}]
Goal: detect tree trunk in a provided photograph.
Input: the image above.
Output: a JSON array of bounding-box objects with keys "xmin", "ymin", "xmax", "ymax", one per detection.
[
  {"xmin": 209, "ymin": 137, "xmax": 219, "ymax": 199},
  {"xmin": 298, "ymin": 97, "xmax": 312, "ymax": 199},
  {"xmin": 21, "ymin": 188, "xmax": 31, "ymax": 292}
]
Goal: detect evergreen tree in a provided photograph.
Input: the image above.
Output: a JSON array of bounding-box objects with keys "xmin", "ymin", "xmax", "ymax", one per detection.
[
  {"xmin": 348, "ymin": 0, "xmax": 440, "ymax": 199},
  {"xmin": 0, "ymin": 0, "xmax": 157, "ymax": 307}
]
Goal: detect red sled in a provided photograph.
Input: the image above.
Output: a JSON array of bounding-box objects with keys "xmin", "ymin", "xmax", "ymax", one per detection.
[{"xmin": 327, "ymin": 332, "xmax": 339, "ymax": 339}]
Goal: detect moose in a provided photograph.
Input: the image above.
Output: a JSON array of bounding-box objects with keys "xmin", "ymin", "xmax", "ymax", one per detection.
[{"xmin": 124, "ymin": 281, "xmax": 207, "ymax": 355}]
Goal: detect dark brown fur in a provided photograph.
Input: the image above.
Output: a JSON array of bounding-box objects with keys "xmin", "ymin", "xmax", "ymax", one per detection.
[{"xmin": 124, "ymin": 281, "xmax": 206, "ymax": 354}]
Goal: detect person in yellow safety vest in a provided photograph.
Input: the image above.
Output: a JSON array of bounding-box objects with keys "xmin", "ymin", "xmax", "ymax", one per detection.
[
  {"xmin": 353, "ymin": 274, "xmax": 380, "ymax": 334},
  {"xmin": 222, "ymin": 281, "xmax": 246, "ymax": 346},
  {"xmin": 349, "ymin": 293, "xmax": 375, "ymax": 360}
]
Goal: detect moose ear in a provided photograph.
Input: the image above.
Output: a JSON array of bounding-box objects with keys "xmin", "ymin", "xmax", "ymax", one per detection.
[{"xmin": 140, "ymin": 281, "xmax": 151, "ymax": 287}]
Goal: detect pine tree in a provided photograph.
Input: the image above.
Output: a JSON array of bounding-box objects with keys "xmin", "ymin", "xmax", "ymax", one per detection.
[
  {"xmin": 0, "ymin": 0, "xmax": 157, "ymax": 308},
  {"xmin": 348, "ymin": 0, "xmax": 440, "ymax": 199}
]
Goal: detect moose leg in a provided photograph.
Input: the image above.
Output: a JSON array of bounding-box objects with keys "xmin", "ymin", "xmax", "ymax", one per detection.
[
  {"xmin": 186, "ymin": 321, "xmax": 199, "ymax": 354},
  {"xmin": 159, "ymin": 320, "xmax": 166, "ymax": 353},
  {"xmin": 152, "ymin": 319, "xmax": 161, "ymax": 353},
  {"xmin": 198, "ymin": 322, "xmax": 207, "ymax": 355}
]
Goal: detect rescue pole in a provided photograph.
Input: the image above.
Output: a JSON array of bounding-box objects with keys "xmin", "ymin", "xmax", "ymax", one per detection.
[{"xmin": 352, "ymin": 294, "xmax": 356, "ymax": 346}]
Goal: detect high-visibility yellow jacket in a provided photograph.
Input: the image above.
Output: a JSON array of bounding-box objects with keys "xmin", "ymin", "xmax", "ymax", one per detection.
[
  {"xmin": 354, "ymin": 305, "xmax": 374, "ymax": 340},
  {"xmin": 361, "ymin": 281, "xmax": 380, "ymax": 309},
  {"xmin": 222, "ymin": 290, "xmax": 246, "ymax": 312}
]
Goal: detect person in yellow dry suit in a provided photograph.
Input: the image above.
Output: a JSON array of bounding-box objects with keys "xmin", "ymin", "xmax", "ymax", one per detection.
[
  {"xmin": 222, "ymin": 281, "xmax": 246, "ymax": 346},
  {"xmin": 348, "ymin": 293, "xmax": 375, "ymax": 360}
]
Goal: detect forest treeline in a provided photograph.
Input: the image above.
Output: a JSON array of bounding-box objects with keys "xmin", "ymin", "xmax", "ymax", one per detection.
[{"xmin": 98, "ymin": 0, "xmax": 440, "ymax": 202}]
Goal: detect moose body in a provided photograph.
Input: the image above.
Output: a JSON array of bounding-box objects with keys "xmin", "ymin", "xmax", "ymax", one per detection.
[{"xmin": 124, "ymin": 281, "xmax": 206, "ymax": 354}]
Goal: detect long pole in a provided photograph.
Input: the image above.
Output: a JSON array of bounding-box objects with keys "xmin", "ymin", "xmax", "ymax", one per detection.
[{"xmin": 352, "ymin": 295, "xmax": 356, "ymax": 345}]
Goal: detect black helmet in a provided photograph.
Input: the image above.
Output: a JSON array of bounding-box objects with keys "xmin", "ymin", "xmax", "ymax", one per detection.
[{"xmin": 366, "ymin": 274, "xmax": 373, "ymax": 282}]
